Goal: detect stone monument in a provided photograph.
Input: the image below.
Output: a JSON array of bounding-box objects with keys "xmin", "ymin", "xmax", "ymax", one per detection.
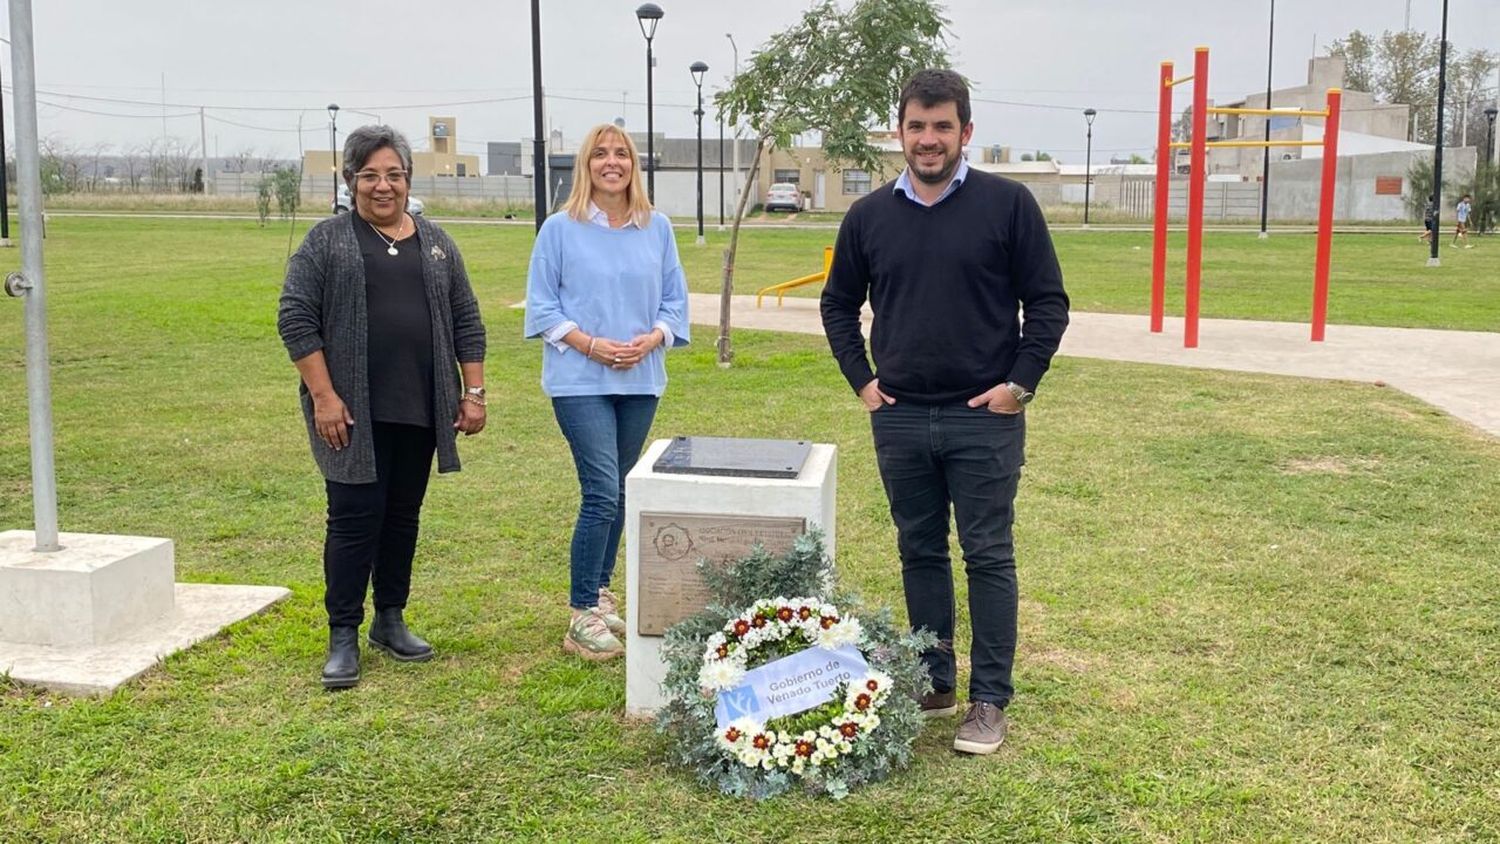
[{"xmin": 624, "ymin": 436, "xmax": 836, "ymax": 717}]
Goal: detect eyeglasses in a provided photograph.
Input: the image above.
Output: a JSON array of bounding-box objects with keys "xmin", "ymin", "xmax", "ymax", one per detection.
[{"xmin": 354, "ymin": 170, "xmax": 408, "ymax": 186}]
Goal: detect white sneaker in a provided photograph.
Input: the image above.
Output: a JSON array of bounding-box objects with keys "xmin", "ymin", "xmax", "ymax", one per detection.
[{"xmin": 597, "ymin": 587, "xmax": 626, "ymax": 637}]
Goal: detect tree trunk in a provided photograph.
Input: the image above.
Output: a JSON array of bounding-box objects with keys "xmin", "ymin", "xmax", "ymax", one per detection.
[{"xmin": 716, "ymin": 134, "xmax": 769, "ymax": 366}]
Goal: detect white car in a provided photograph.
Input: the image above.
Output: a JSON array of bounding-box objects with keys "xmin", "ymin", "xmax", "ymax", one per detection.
[
  {"xmin": 764, "ymin": 182, "xmax": 803, "ymax": 213},
  {"xmin": 334, "ymin": 183, "xmax": 424, "ymax": 216}
]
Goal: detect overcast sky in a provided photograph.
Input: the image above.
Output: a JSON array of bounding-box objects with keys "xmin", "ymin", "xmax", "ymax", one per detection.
[{"xmin": 8, "ymin": 0, "xmax": 1497, "ymax": 168}]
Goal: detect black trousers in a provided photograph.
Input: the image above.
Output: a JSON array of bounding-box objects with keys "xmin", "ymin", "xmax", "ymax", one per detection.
[
  {"xmin": 870, "ymin": 402, "xmax": 1026, "ymax": 707},
  {"xmin": 323, "ymin": 422, "xmax": 436, "ymax": 628}
]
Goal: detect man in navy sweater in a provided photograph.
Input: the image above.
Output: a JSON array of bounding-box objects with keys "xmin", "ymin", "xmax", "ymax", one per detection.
[{"xmin": 821, "ymin": 69, "xmax": 1070, "ymax": 755}]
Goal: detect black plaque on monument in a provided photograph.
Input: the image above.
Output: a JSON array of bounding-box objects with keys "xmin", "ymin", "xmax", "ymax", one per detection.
[{"xmin": 652, "ymin": 436, "xmax": 811, "ymax": 479}]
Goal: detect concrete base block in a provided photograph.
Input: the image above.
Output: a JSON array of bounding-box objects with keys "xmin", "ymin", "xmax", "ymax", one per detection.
[
  {"xmin": 0, "ymin": 531, "xmax": 175, "ymax": 646},
  {"xmin": 624, "ymin": 439, "xmax": 837, "ymax": 717},
  {"xmin": 0, "ymin": 582, "xmax": 291, "ymax": 696}
]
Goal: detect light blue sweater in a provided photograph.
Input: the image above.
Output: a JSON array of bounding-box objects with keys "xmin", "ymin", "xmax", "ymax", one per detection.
[{"xmin": 524, "ymin": 210, "xmax": 690, "ymax": 397}]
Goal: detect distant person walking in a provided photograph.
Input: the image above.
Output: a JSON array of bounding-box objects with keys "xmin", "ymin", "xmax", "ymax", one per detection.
[
  {"xmin": 525, "ymin": 123, "xmax": 690, "ymax": 662},
  {"xmin": 1451, "ymin": 194, "xmax": 1473, "ymax": 249},
  {"xmin": 278, "ymin": 125, "xmax": 488, "ymax": 690},
  {"xmin": 1420, "ymin": 195, "xmax": 1437, "ymax": 243}
]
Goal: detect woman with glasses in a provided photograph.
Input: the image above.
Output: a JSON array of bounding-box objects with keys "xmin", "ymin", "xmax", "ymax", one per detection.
[
  {"xmin": 278, "ymin": 125, "xmax": 488, "ymax": 689},
  {"xmin": 524, "ymin": 123, "xmax": 690, "ymax": 661}
]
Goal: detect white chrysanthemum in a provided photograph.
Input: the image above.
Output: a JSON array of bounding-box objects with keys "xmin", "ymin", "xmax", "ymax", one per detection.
[
  {"xmin": 818, "ymin": 617, "xmax": 865, "ymax": 650},
  {"xmin": 698, "ymin": 658, "xmax": 746, "ymax": 691}
]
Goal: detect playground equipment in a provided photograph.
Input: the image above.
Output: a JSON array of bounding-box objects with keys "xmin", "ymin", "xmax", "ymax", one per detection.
[
  {"xmin": 756, "ymin": 245, "xmax": 833, "ymax": 307},
  {"xmin": 1153, "ymin": 47, "xmax": 1342, "ymax": 347}
]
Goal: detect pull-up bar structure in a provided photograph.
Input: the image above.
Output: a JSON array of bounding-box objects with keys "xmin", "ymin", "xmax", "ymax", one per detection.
[{"xmin": 1152, "ymin": 47, "xmax": 1343, "ymax": 347}]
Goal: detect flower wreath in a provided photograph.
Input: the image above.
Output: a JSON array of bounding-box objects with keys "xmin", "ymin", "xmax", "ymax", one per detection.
[
  {"xmin": 657, "ymin": 532, "xmax": 934, "ymax": 800},
  {"xmin": 699, "ymin": 597, "xmax": 892, "ymax": 775}
]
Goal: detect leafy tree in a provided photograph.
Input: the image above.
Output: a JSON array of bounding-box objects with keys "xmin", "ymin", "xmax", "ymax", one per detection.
[
  {"xmin": 1403, "ymin": 155, "xmax": 1466, "ymax": 220},
  {"xmin": 1327, "ymin": 31, "xmax": 1375, "ymax": 92},
  {"xmin": 1325, "ymin": 29, "xmax": 1496, "ymax": 145},
  {"xmin": 255, "ymin": 176, "xmax": 273, "ymax": 227},
  {"xmin": 272, "ymin": 167, "xmax": 301, "ymax": 220},
  {"xmin": 713, "ymin": 0, "xmax": 951, "ymax": 366}
]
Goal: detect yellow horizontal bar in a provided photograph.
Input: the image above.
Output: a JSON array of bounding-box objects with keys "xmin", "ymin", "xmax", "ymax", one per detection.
[
  {"xmin": 756, "ymin": 272, "xmax": 826, "ymax": 308},
  {"xmin": 1205, "ymin": 107, "xmax": 1328, "ymax": 118},
  {"xmin": 1168, "ymin": 140, "xmax": 1325, "ymax": 149},
  {"xmin": 1166, "ymin": 75, "xmax": 1195, "ymax": 87}
]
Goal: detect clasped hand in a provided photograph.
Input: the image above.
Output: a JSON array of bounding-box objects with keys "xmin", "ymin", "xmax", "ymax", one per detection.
[{"xmin": 589, "ymin": 331, "xmax": 661, "ymax": 371}]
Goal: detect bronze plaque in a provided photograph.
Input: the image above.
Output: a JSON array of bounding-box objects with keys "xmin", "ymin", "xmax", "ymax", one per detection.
[
  {"xmin": 636, "ymin": 512, "xmax": 807, "ymax": 636},
  {"xmin": 1375, "ymin": 176, "xmax": 1403, "ymax": 196}
]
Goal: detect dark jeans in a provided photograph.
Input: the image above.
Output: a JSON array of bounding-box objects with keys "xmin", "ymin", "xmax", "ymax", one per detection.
[
  {"xmin": 870, "ymin": 402, "xmax": 1026, "ymax": 707},
  {"xmin": 552, "ymin": 394, "xmax": 660, "ymax": 610},
  {"xmin": 323, "ymin": 422, "xmax": 436, "ymax": 628}
]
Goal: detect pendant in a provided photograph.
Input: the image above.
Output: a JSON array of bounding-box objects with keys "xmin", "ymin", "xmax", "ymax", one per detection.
[{"xmin": 387, "ymin": 246, "xmax": 399, "ymax": 257}]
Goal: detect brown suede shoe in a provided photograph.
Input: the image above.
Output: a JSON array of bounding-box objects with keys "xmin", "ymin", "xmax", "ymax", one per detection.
[
  {"xmin": 953, "ymin": 701, "xmax": 1007, "ymax": 755},
  {"xmin": 919, "ymin": 689, "xmax": 958, "ymax": 718}
]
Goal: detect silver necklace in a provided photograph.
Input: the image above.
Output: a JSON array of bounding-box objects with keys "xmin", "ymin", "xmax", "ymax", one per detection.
[{"xmin": 371, "ymin": 215, "xmax": 404, "ymax": 256}]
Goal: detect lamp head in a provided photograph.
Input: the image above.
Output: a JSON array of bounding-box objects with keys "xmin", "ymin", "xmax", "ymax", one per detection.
[{"xmin": 636, "ymin": 3, "xmax": 663, "ymax": 40}]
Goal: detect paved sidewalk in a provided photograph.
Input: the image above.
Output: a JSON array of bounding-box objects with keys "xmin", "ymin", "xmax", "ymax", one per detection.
[{"xmin": 689, "ymin": 293, "xmax": 1500, "ymax": 438}]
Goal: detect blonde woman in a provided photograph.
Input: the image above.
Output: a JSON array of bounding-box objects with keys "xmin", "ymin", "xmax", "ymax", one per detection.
[{"xmin": 524, "ymin": 124, "xmax": 690, "ymax": 660}]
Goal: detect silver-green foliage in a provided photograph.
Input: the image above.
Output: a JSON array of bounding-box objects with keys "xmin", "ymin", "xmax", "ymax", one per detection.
[{"xmin": 655, "ymin": 529, "xmax": 936, "ymax": 800}]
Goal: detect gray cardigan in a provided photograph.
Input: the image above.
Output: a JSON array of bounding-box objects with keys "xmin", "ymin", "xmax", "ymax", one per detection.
[{"xmin": 277, "ymin": 213, "xmax": 487, "ymax": 484}]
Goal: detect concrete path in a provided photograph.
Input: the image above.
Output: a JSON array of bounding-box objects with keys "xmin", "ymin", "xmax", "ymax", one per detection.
[{"xmin": 689, "ymin": 293, "xmax": 1500, "ymax": 439}]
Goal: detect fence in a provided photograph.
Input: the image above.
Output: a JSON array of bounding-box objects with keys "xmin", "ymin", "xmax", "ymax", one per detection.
[{"xmin": 212, "ymin": 171, "xmax": 537, "ymax": 208}]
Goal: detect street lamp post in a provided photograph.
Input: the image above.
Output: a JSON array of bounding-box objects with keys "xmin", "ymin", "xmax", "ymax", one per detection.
[
  {"xmin": 1486, "ymin": 106, "xmax": 1498, "ymax": 168},
  {"xmin": 718, "ymin": 101, "xmax": 725, "ymax": 230},
  {"xmin": 1485, "ymin": 106, "xmax": 1498, "ymax": 234},
  {"xmin": 691, "ymin": 61, "xmax": 708, "ymax": 245},
  {"xmin": 531, "ymin": 0, "xmax": 547, "ymax": 232},
  {"xmin": 726, "ymin": 33, "xmax": 739, "ymax": 221},
  {"xmin": 1428, "ymin": 0, "xmax": 1450, "ymax": 267},
  {"xmin": 1082, "ymin": 108, "xmax": 1097, "ymax": 228},
  {"xmin": 1259, "ymin": 0, "xmax": 1275, "ymax": 239},
  {"xmin": 327, "ymin": 103, "xmax": 340, "ymax": 215},
  {"xmin": 635, "ymin": 3, "xmax": 664, "ymax": 203}
]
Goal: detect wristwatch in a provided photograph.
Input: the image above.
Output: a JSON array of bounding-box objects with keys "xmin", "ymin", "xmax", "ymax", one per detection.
[
  {"xmin": 1003, "ymin": 382, "xmax": 1034, "ymax": 406},
  {"xmin": 465, "ymin": 386, "xmax": 486, "ymax": 398}
]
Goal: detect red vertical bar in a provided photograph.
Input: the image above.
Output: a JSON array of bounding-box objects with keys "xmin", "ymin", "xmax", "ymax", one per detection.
[
  {"xmin": 1184, "ymin": 47, "xmax": 1209, "ymax": 349},
  {"xmin": 1151, "ymin": 61, "xmax": 1172, "ymax": 333},
  {"xmin": 1311, "ymin": 88, "xmax": 1341, "ymax": 342}
]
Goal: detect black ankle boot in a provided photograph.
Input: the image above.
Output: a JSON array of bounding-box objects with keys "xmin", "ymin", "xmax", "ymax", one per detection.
[
  {"xmin": 321, "ymin": 626, "xmax": 361, "ymax": 690},
  {"xmin": 368, "ymin": 608, "xmax": 434, "ymax": 662}
]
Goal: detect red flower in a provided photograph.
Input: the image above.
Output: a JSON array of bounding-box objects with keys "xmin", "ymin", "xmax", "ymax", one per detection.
[
  {"xmin": 839, "ymin": 722, "xmax": 859, "ymax": 739},
  {"xmin": 797, "ymin": 606, "xmax": 813, "ymax": 620},
  {"xmin": 732, "ymin": 619, "xmax": 751, "ymax": 637},
  {"xmin": 751, "ymin": 615, "xmax": 768, "ymax": 628},
  {"xmin": 715, "ymin": 645, "xmax": 729, "ymax": 659},
  {"xmin": 820, "ymin": 615, "xmax": 837, "ymax": 629},
  {"xmin": 776, "ymin": 606, "xmax": 794, "ymax": 622},
  {"xmin": 854, "ymin": 693, "xmax": 872, "ymax": 711},
  {"xmin": 865, "ymin": 679, "xmax": 879, "ymax": 692},
  {"xmin": 724, "ymin": 727, "xmax": 742, "ymax": 743},
  {"xmin": 794, "ymin": 740, "xmax": 815, "ymax": 758},
  {"xmin": 752, "ymin": 733, "xmax": 771, "ymax": 750}
]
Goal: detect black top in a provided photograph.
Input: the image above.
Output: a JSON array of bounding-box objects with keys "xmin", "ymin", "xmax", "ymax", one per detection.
[
  {"xmin": 820, "ymin": 169, "xmax": 1070, "ymax": 405},
  {"xmin": 354, "ymin": 214, "xmax": 434, "ymax": 427}
]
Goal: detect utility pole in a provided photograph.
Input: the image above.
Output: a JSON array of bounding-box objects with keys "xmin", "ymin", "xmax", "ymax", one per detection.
[
  {"xmin": 199, "ymin": 107, "xmax": 208, "ymax": 195},
  {"xmin": 0, "ymin": 51, "xmax": 10, "ymax": 246}
]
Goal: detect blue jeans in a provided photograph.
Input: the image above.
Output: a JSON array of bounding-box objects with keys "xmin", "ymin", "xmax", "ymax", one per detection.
[
  {"xmin": 870, "ymin": 402, "xmax": 1026, "ymax": 707},
  {"xmin": 552, "ymin": 394, "xmax": 660, "ymax": 610}
]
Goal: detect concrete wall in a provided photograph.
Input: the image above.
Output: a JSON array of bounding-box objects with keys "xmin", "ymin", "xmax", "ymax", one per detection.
[
  {"xmin": 648, "ymin": 168, "xmax": 759, "ymax": 221},
  {"xmin": 1268, "ymin": 147, "xmax": 1478, "ymax": 221}
]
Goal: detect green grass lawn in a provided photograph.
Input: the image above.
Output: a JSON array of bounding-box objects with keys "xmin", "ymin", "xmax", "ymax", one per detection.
[{"xmin": 1, "ymin": 217, "xmax": 1498, "ymax": 841}]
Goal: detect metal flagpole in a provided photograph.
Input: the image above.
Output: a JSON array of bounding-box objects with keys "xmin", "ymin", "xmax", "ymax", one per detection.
[{"xmin": 4, "ymin": 0, "xmax": 59, "ymax": 551}]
